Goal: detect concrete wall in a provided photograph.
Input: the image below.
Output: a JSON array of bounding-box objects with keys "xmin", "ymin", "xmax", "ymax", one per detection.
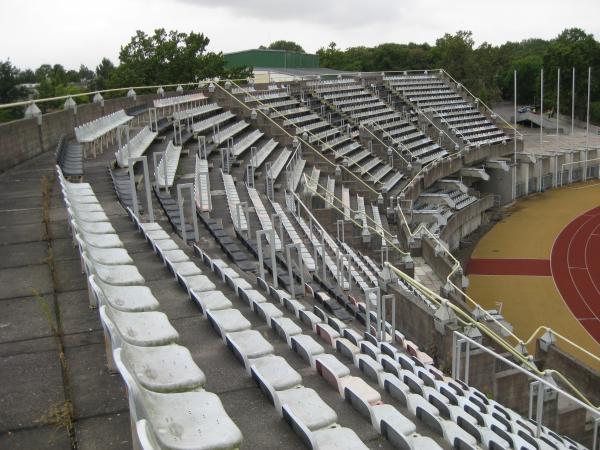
[{"xmin": 0, "ymin": 91, "xmax": 168, "ymax": 173}]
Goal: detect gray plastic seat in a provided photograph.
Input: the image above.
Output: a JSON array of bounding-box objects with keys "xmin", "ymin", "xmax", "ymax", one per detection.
[
  {"xmin": 171, "ymin": 261, "xmax": 202, "ymax": 278},
  {"xmin": 250, "ymin": 355, "xmax": 302, "ymax": 391},
  {"xmin": 271, "ymin": 317, "xmax": 302, "ymax": 345},
  {"xmin": 88, "ymin": 259, "xmax": 145, "ymax": 286},
  {"xmin": 90, "ymin": 276, "xmax": 159, "ymax": 312},
  {"xmin": 120, "ymin": 342, "xmax": 206, "ymax": 393},
  {"xmin": 101, "ymin": 306, "xmax": 179, "ymax": 347},
  {"xmin": 207, "ymin": 309, "xmax": 251, "ymax": 339},
  {"xmin": 291, "ymin": 334, "xmax": 325, "ymax": 368},
  {"xmin": 226, "ymin": 329, "xmax": 274, "ymax": 370},
  {"xmin": 80, "ymin": 230, "xmax": 124, "ymax": 248},
  {"xmin": 192, "ymin": 290, "xmax": 233, "ymax": 314},
  {"xmin": 115, "ymin": 350, "xmax": 242, "ymax": 450},
  {"xmin": 276, "ymin": 386, "xmax": 337, "ymax": 431},
  {"xmin": 84, "ymin": 244, "xmax": 133, "ymax": 266},
  {"xmin": 182, "ymin": 275, "xmax": 216, "ymax": 294}
]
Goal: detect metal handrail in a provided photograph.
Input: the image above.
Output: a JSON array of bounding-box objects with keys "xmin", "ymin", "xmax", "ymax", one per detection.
[{"xmin": 0, "ymin": 79, "xmax": 247, "ymax": 109}]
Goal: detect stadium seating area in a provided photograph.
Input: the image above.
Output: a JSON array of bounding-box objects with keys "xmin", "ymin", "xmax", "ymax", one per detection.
[{"xmin": 45, "ymin": 74, "xmax": 593, "ymax": 450}]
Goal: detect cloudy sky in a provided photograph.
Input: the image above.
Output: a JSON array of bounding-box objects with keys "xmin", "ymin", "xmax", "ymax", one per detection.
[{"xmin": 1, "ymin": 0, "xmax": 599, "ymax": 70}]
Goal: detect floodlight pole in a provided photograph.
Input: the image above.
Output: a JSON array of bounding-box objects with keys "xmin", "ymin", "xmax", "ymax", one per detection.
[
  {"xmin": 540, "ymin": 68, "xmax": 544, "ymax": 149},
  {"xmin": 586, "ymin": 67, "xmax": 591, "ymax": 150},
  {"xmin": 513, "ymin": 70, "xmax": 517, "ymax": 201},
  {"xmin": 571, "ymin": 67, "xmax": 575, "ymax": 136},
  {"xmin": 557, "ymin": 68, "xmax": 560, "ymax": 149}
]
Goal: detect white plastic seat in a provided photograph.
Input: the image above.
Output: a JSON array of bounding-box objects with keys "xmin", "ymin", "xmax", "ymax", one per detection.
[
  {"xmin": 171, "ymin": 261, "xmax": 202, "ymax": 278},
  {"xmin": 270, "ymin": 317, "xmax": 302, "ymax": 345},
  {"xmin": 120, "ymin": 342, "xmax": 206, "ymax": 393},
  {"xmin": 90, "ymin": 275, "xmax": 159, "ymax": 312},
  {"xmin": 291, "ymin": 334, "xmax": 325, "ymax": 368},
  {"xmin": 182, "ymin": 275, "xmax": 216, "ymax": 294},
  {"xmin": 80, "ymin": 231, "xmax": 124, "ymax": 248},
  {"xmin": 115, "ymin": 350, "xmax": 242, "ymax": 450},
  {"xmin": 191, "ymin": 290, "xmax": 232, "ymax": 314},
  {"xmin": 276, "ymin": 386, "xmax": 337, "ymax": 430},
  {"xmin": 253, "ymin": 302, "xmax": 283, "ymax": 327},
  {"xmin": 101, "ymin": 305, "xmax": 179, "ymax": 347},
  {"xmin": 226, "ymin": 329, "xmax": 274, "ymax": 371},
  {"xmin": 83, "ymin": 243, "xmax": 133, "ymax": 266},
  {"xmin": 85, "ymin": 255, "xmax": 145, "ymax": 286},
  {"xmin": 250, "ymin": 355, "xmax": 302, "ymax": 391},
  {"xmin": 207, "ymin": 309, "xmax": 251, "ymax": 339}
]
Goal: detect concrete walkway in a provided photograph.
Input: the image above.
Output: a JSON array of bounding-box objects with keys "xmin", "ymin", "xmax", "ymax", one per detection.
[{"xmin": 0, "ymin": 151, "xmax": 130, "ymax": 450}]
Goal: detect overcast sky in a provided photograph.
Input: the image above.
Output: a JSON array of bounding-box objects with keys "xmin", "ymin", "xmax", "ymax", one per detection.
[{"xmin": 1, "ymin": 0, "xmax": 599, "ymax": 70}]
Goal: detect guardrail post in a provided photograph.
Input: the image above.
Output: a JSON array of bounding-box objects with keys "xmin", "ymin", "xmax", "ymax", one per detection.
[
  {"xmin": 382, "ymin": 294, "xmax": 395, "ymax": 342},
  {"xmin": 177, "ymin": 183, "xmax": 199, "ymax": 243},
  {"xmin": 271, "ymin": 213, "xmax": 283, "ymax": 249},
  {"xmin": 127, "ymin": 155, "xmax": 154, "ymax": 222},
  {"xmin": 257, "ymin": 229, "xmax": 277, "ymax": 289}
]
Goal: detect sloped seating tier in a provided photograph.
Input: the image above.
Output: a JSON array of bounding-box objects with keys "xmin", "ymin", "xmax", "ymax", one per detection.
[
  {"xmin": 155, "ymin": 140, "xmax": 182, "ymax": 188},
  {"xmin": 384, "ymin": 73, "xmax": 509, "ymax": 147},
  {"xmin": 309, "ymin": 79, "xmax": 442, "ymax": 167},
  {"xmin": 172, "ymin": 102, "xmax": 221, "ymax": 121},
  {"xmin": 115, "ymin": 126, "xmax": 158, "ymax": 168},
  {"xmin": 194, "ymin": 156, "xmax": 212, "ymax": 212},
  {"xmin": 192, "ymin": 110, "xmax": 235, "ymax": 134},
  {"xmin": 153, "ymin": 92, "xmax": 206, "ymax": 108},
  {"xmin": 247, "ymin": 186, "xmax": 282, "ymax": 250},
  {"xmin": 231, "ymin": 129, "xmax": 264, "ymax": 157},
  {"xmin": 212, "ymin": 120, "xmax": 249, "ymax": 145},
  {"xmin": 269, "ymin": 147, "xmax": 292, "ymax": 180},
  {"xmin": 222, "ymin": 171, "xmax": 247, "ymax": 231},
  {"xmin": 271, "ymin": 201, "xmax": 316, "ymax": 271},
  {"xmin": 251, "ymin": 138, "xmax": 278, "ymax": 168},
  {"xmin": 75, "ymin": 109, "xmax": 133, "ymax": 144}
]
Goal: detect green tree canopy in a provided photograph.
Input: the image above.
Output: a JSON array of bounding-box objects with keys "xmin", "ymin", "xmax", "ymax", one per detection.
[
  {"xmin": 110, "ymin": 29, "xmax": 250, "ymax": 87},
  {"xmin": 266, "ymin": 40, "xmax": 305, "ymax": 53}
]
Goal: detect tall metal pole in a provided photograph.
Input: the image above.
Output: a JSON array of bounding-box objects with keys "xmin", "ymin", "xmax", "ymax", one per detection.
[
  {"xmin": 514, "ymin": 70, "xmax": 518, "ymax": 201},
  {"xmin": 586, "ymin": 67, "xmax": 591, "ymax": 150},
  {"xmin": 571, "ymin": 67, "xmax": 575, "ymax": 136},
  {"xmin": 557, "ymin": 68, "xmax": 560, "ymax": 149},
  {"xmin": 540, "ymin": 68, "xmax": 544, "ymax": 148}
]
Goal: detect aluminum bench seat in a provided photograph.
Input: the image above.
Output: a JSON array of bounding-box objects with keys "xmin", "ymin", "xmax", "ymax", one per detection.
[
  {"xmin": 250, "ymin": 355, "xmax": 302, "ymax": 391},
  {"xmin": 120, "ymin": 342, "xmax": 205, "ymax": 393},
  {"xmin": 207, "ymin": 309, "xmax": 251, "ymax": 339},
  {"xmin": 191, "ymin": 290, "xmax": 232, "ymax": 315},
  {"xmin": 276, "ymin": 386, "xmax": 337, "ymax": 431},
  {"xmin": 101, "ymin": 306, "xmax": 179, "ymax": 347},
  {"xmin": 91, "ymin": 276, "xmax": 159, "ymax": 312}
]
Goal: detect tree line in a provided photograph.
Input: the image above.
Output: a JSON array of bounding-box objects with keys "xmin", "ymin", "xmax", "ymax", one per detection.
[
  {"xmin": 317, "ymin": 28, "xmax": 600, "ymax": 122},
  {"xmin": 0, "ymin": 29, "xmax": 251, "ymax": 122},
  {"xmin": 1, "ymin": 28, "xmax": 599, "ymax": 123}
]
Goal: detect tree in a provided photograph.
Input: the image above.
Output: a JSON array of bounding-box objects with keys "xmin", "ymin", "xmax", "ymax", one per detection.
[
  {"xmin": 0, "ymin": 60, "xmax": 27, "ymax": 121},
  {"xmin": 78, "ymin": 65, "xmax": 95, "ymax": 82},
  {"xmin": 267, "ymin": 40, "xmax": 305, "ymax": 53},
  {"xmin": 92, "ymin": 57, "xmax": 115, "ymax": 90},
  {"xmin": 109, "ymin": 29, "xmax": 250, "ymax": 88},
  {"xmin": 432, "ymin": 31, "xmax": 476, "ymax": 83}
]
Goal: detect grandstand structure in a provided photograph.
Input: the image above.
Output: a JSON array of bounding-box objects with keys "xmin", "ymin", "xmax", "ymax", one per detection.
[{"xmin": 1, "ymin": 70, "xmax": 600, "ymax": 450}]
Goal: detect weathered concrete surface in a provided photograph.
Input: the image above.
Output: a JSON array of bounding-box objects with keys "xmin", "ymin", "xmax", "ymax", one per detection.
[{"xmin": 0, "ymin": 151, "xmax": 130, "ymax": 450}]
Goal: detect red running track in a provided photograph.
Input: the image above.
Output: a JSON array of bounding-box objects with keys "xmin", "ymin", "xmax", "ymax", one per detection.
[{"xmin": 551, "ymin": 206, "xmax": 600, "ymax": 344}]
